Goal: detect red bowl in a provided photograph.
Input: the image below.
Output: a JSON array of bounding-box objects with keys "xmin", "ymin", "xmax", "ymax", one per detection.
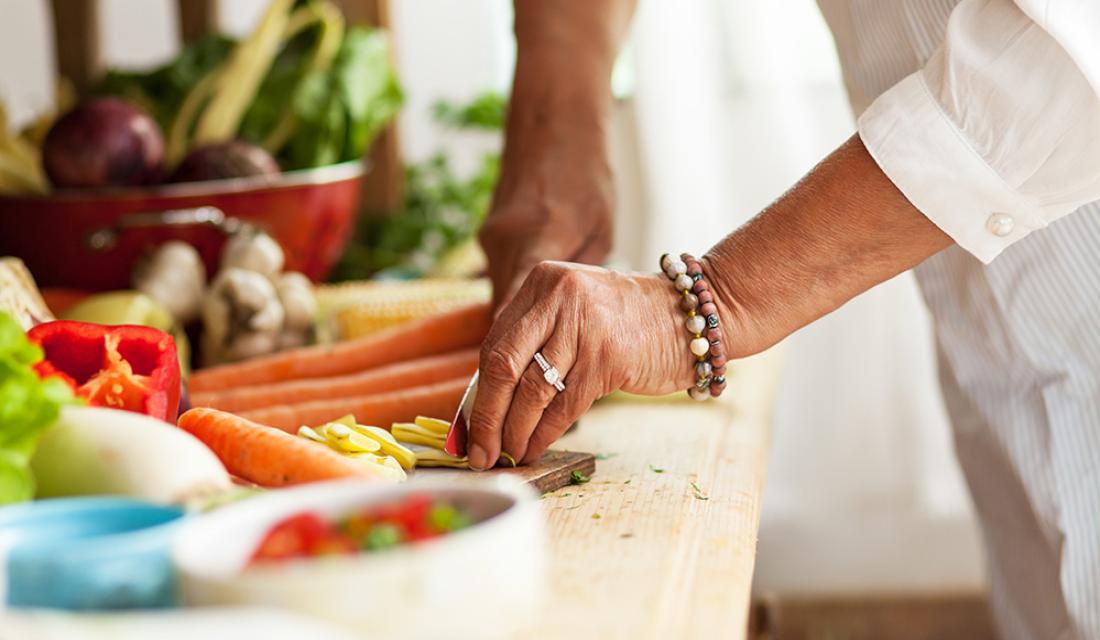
[{"xmin": 0, "ymin": 161, "xmax": 364, "ymax": 291}]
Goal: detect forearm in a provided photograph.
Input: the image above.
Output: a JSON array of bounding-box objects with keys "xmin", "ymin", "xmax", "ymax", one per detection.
[
  {"xmin": 504, "ymin": 0, "xmax": 634, "ymax": 148},
  {"xmin": 482, "ymin": 1, "xmax": 636, "ymax": 305},
  {"xmin": 703, "ymin": 134, "xmax": 951, "ymax": 357}
]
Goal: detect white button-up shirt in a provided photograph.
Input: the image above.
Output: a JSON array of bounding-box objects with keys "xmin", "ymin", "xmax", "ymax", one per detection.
[
  {"xmin": 818, "ymin": 0, "xmax": 1100, "ymax": 263},
  {"xmin": 812, "ymin": 2, "xmax": 1100, "ymax": 638}
]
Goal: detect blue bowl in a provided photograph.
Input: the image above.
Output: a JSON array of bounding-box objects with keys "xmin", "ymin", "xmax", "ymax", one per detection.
[{"xmin": 0, "ymin": 497, "xmax": 185, "ymax": 609}]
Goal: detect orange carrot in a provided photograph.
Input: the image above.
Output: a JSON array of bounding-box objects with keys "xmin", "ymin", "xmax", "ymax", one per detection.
[
  {"xmin": 237, "ymin": 377, "xmax": 470, "ymax": 433},
  {"xmin": 191, "ymin": 348, "xmax": 479, "ymax": 413},
  {"xmin": 178, "ymin": 407, "xmax": 374, "ymax": 487},
  {"xmin": 189, "ymin": 303, "xmax": 490, "ymax": 394}
]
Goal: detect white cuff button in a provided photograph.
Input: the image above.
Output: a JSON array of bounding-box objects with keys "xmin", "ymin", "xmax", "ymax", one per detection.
[{"xmin": 986, "ymin": 213, "xmax": 1014, "ymax": 237}]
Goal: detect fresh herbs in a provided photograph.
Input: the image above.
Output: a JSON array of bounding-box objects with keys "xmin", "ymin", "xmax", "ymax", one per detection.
[
  {"xmin": 690, "ymin": 481, "xmax": 709, "ymax": 501},
  {"xmin": 431, "ymin": 91, "xmax": 506, "ymax": 130},
  {"xmin": 330, "ymin": 92, "xmax": 506, "ymax": 281},
  {"xmin": 648, "ymin": 465, "xmax": 665, "ymax": 474},
  {"xmin": 0, "ymin": 312, "xmax": 76, "ymax": 503},
  {"xmin": 569, "ymin": 470, "xmax": 591, "ymax": 486}
]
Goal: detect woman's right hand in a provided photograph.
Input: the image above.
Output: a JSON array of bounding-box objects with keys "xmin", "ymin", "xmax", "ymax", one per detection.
[{"xmin": 466, "ymin": 261, "xmax": 699, "ymax": 470}]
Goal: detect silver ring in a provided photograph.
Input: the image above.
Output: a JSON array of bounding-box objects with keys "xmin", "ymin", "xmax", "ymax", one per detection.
[{"xmin": 533, "ymin": 352, "xmax": 566, "ymax": 392}]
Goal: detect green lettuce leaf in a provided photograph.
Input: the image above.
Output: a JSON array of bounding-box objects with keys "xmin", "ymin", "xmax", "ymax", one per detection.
[{"xmin": 0, "ymin": 312, "xmax": 76, "ymax": 504}]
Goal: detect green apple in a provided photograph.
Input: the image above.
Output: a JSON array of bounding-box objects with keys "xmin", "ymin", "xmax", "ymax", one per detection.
[{"xmin": 61, "ymin": 291, "xmax": 191, "ymax": 376}]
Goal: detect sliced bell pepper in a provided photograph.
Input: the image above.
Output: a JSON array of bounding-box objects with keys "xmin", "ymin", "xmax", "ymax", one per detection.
[{"xmin": 26, "ymin": 321, "xmax": 181, "ymax": 421}]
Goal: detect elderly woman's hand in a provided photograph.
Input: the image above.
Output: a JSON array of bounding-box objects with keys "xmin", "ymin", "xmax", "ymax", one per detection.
[{"xmin": 466, "ymin": 261, "xmax": 699, "ymax": 470}]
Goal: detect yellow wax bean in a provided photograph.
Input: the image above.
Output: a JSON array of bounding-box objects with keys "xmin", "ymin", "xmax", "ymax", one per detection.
[
  {"xmin": 297, "ymin": 425, "xmax": 326, "ymax": 443},
  {"xmin": 393, "ymin": 432, "xmax": 445, "ymax": 449},
  {"xmin": 391, "ymin": 423, "xmax": 447, "ymax": 450},
  {"xmin": 349, "ymin": 424, "xmax": 416, "ymax": 470},
  {"xmin": 413, "ymin": 447, "xmax": 469, "ymax": 469},
  {"xmin": 414, "ymin": 416, "xmax": 451, "ymax": 435},
  {"xmin": 324, "ymin": 423, "xmax": 354, "ymax": 439},
  {"xmin": 394, "ymin": 422, "xmax": 447, "ymax": 440},
  {"xmin": 333, "ymin": 431, "xmax": 382, "ymax": 454}
]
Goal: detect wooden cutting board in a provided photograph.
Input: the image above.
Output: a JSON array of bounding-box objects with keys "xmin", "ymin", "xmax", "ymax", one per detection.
[{"xmin": 417, "ymin": 450, "xmax": 596, "ymax": 493}]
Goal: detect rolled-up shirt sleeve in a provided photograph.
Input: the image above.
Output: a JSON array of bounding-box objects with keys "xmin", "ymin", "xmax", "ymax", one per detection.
[{"xmin": 857, "ymin": 0, "xmax": 1100, "ymax": 263}]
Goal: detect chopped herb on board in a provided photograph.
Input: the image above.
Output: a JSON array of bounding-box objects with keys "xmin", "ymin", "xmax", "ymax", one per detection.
[
  {"xmin": 623, "ymin": 479, "xmax": 632, "ymax": 485},
  {"xmin": 690, "ymin": 481, "xmax": 710, "ymax": 501},
  {"xmin": 649, "ymin": 465, "xmax": 665, "ymax": 474},
  {"xmin": 595, "ymin": 452, "xmax": 618, "ymax": 461},
  {"xmin": 569, "ymin": 470, "xmax": 590, "ymax": 485},
  {"xmin": 591, "ymin": 513, "xmax": 601, "ymax": 520}
]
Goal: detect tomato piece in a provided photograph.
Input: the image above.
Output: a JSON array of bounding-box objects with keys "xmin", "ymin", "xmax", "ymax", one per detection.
[{"xmin": 251, "ymin": 512, "xmax": 332, "ymax": 562}]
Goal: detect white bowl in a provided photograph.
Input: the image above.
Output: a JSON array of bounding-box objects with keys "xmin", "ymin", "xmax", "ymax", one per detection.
[{"xmin": 172, "ymin": 476, "xmax": 545, "ymax": 639}]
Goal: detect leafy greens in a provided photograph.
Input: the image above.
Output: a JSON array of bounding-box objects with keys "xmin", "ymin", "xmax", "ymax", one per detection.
[
  {"xmin": 96, "ymin": 19, "xmax": 401, "ymax": 171},
  {"xmin": 0, "ymin": 312, "xmax": 75, "ymax": 503},
  {"xmin": 330, "ymin": 93, "xmax": 505, "ymax": 281}
]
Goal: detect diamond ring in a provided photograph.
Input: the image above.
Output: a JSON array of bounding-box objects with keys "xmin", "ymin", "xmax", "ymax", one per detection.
[{"xmin": 533, "ymin": 352, "xmax": 566, "ymax": 392}]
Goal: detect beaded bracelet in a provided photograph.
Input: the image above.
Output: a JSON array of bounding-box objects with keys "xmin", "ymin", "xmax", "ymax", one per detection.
[{"xmin": 659, "ymin": 252, "xmax": 728, "ymax": 401}]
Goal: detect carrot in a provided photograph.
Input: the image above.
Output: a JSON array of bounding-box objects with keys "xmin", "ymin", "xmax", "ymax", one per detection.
[
  {"xmin": 177, "ymin": 407, "xmax": 375, "ymax": 487},
  {"xmin": 237, "ymin": 377, "xmax": 470, "ymax": 433},
  {"xmin": 191, "ymin": 348, "xmax": 479, "ymax": 413},
  {"xmin": 189, "ymin": 302, "xmax": 490, "ymax": 393}
]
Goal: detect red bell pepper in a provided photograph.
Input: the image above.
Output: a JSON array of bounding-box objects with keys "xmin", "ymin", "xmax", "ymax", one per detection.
[{"xmin": 26, "ymin": 321, "xmax": 181, "ymax": 421}]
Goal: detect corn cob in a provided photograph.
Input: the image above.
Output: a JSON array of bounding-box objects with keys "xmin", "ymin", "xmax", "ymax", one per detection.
[{"xmin": 315, "ymin": 278, "xmax": 490, "ymax": 341}]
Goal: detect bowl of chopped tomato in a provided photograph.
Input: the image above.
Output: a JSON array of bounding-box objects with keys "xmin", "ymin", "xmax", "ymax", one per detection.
[{"xmin": 172, "ymin": 476, "xmax": 545, "ymax": 639}]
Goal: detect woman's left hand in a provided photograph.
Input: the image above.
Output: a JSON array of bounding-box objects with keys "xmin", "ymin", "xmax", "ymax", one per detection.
[{"xmin": 466, "ymin": 261, "xmax": 697, "ymax": 470}]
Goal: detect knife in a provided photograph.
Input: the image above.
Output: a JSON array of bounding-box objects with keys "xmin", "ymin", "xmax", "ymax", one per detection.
[{"xmin": 444, "ymin": 371, "xmax": 479, "ymax": 456}]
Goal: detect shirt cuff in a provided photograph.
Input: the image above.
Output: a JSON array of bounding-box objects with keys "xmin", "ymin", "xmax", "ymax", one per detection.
[{"xmin": 857, "ymin": 72, "xmax": 1047, "ymax": 264}]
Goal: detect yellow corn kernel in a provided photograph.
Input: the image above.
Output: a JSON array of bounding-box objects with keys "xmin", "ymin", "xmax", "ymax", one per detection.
[{"xmin": 316, "ymin": 279, "xmax": 491, "ymax": 340}]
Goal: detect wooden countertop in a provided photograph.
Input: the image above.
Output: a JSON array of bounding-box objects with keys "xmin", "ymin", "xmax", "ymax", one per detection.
[
  {"xmin": 0, "ymin": 349, "xmax": 780, "ymax": 640},
  {"xmin": 521, "ymin": 348, "xmax": 782, "ymax": 639}
]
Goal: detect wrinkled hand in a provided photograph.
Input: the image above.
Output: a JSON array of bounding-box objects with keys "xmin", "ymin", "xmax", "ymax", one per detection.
[{"xmin": 466, "ymin": 262, "xmax": 696, "ymax": 470}]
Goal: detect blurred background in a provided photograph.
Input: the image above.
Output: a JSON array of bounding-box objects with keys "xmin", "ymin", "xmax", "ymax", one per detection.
[{"xmin": 0, "ymin": 0, "xmax": 985, "ymax": 619}]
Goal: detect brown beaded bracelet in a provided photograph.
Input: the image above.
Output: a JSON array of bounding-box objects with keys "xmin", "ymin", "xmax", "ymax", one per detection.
[{"xmin": 659, "ymin": 252, "xmax": 727, "ymax": 400}]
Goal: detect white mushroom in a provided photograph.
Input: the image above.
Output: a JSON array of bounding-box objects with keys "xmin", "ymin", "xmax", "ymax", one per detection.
[{"xmin": 132, "ymin": 241, "xmax": 206, "ymax": 324}]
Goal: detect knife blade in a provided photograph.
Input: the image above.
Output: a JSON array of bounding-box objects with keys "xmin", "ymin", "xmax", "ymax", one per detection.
[{"xmin": 444, "ymin": 371, "xmax": 479, "ymax": 456}]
